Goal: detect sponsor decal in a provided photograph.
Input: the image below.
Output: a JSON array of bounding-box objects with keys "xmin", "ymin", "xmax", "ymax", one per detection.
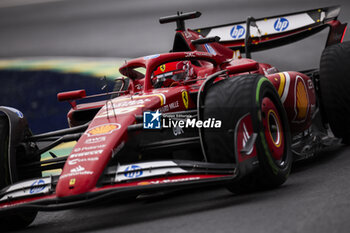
[
  {"xmin": 265, "ymin": 67, "xmax": 278, "ymax": 75},
  {"xmin": 96, "ymin": 106, "xmax": 144, "ymax": 118},
  {"xmin": 85, "ymin": 123, "xmax": 121, "ymax": 137},
  {"xmin": 204, "ymin": 43, "xmax": 217, "ymax": 55},
  {"xmin": 70, "ymin": 149, "xmax": 103, "ymax": 158},
  {"xmin": 230, "ymin": 25, "xmax": 245, "ymax": 39},
  {"xmin": 121, "ymin": 94, "xmax": 166, "ymax": 105},
  {"xmin": 169, "ymin": 101, "xmax": 179, "ymax": 109},
  {"xmin": 73, "ymin": 144, "xmax": 106, "ymax": 153},
  {"xmin": 68, "ymin": 157, "xmax": 99, "ymax": 165},
  {"xmin": 158, "ymin": 101, "xmax": 179, "ymax": 113},
  {"xmin": 153, "ymin": 89, "xmax": 169, "ymax": 93},
  {"xmin": 29, "ymin": 179, "xmax": 46, "ymax": 194},
  {"xmin": 143, "ymin": 110, "xmax": 161, "ymax": 129},
  {"xmin": 104, "ymin": 99, "xmax": 150, "ymax": 109},
  {"xmin": 60, "ymin": 171, "xmax": 93, "ymax": 179},
  {"xmin": 69, "ymin": 178, "xmax": 76, "ymax": 186},
  {"xmin": 242, "ymin": 123, "xmax": 253, "ymax": 155},
  {"xmin": 196, "ymin": 52, "xmax": 213, "ymax": 57},
  {"xmin": 124, "ymin": 165, "xmax": 143, "ymax": 178},
  {"xmin": 182, "ymin": 90, "xmax": 189, "ymax": 109},
  {"xmin": 143, "ymin": 54, "xmax": 160, "ymax": 60},
  {"xmin": 184, "ymin": 51, "xmax": 212, "ymax": 58},
  {"xmin": 293, "ymin": 76, "xmax": 309, "ymax": 122},
  {"xmin": 235, "ymin": 114, "xmax": 256, "ymax": 162},
  {"xmin": 96, "ymin": 95, "xmax": 166, "ymax": 119},
  {"xmin": 85, "ymin": 136, "xmax": 106, "ymax": 144},
  {"xmin": 185, "ymin": 52, "xmax": 196, "ymax": 58},
  {"xmin": 274, "ymin": 18, "xmax": 289, "ymax": 32},
  {"xmin": 0, "ymin": 178, "xmax": 51, "ymax": 202},
  {"xmin": 115, "ymin": 161, "xmax": 188, "ymax": 182},
  {"xmin": 70, "ymin": 165, "xmax": 85, "ymax": 173},
  {"xmin": 60, "ymin": 164, "xmax": 94, "ymax": 179},
  {"xmin": 160, "ymin": 64, "xmax": 166, "ymax": 72}
]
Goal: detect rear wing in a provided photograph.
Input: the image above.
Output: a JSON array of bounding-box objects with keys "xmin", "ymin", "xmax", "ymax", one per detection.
[{"xmin": 193, "ymin": 6, "xmax": 347, "ymax": 56}]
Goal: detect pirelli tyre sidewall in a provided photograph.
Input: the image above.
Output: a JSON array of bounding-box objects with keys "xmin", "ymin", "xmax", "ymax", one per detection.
[
  {"xmin": 252, "ymin": 76, "xmax": 292, "ymax": 187},
  {"xmin": 203, "ymin": 74, "xmax": 292, "ymax": 192},
  {"xmin": 319, "ymin": 41, "xmax": 350, "ymax": 144}
]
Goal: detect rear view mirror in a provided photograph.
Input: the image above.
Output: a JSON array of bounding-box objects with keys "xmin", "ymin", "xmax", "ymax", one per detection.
[
  {"xmin": 57, "ymin": 89, "xmax": 86, "ymax": 102},
  {"xmin": 225, "ymin": 61, "xmax": 259, "ymax": 75}
]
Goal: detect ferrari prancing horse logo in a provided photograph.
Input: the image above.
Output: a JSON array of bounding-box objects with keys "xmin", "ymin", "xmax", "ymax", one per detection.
[
  {"xmin": 160, "ymin": 64, "xmax": 166, "ymax": 72},
  {"xmin": 182, "ymin": 90, "xmax": 189, "ymax": 109}
]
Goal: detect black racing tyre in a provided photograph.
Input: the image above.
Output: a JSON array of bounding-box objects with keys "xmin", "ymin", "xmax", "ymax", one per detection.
[
  {"xmin": 0, "ymin": 115, "xmax": 11, "ymax": 188},
  {"xmin": 0, "ymin": 115, "xmax": 37, "ymax": 230},
  {"xmin": 319, "ymin": 41, "xmax": 350, "ymax": 145},
  {"xmin": 203, "ymin": 74, "xmax": 292, "ymax": 193},
  {"xmin": 0, "ymin": 211, "xmax": 38, "ymax": 232}
]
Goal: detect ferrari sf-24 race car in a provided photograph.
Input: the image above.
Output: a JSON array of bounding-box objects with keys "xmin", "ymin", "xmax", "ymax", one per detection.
[{"xmin": 0, "ymin": 6, "xmax": 349, "ymax": 230}]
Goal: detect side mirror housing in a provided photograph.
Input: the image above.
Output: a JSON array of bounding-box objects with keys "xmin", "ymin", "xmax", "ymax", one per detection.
[
  {"xmin": 57, "ymin": 90, "xmax": 86, "ymax": 102},
  {"xmin": 226, "ymin": 61, "xmax": 259, "ymax": 75}
]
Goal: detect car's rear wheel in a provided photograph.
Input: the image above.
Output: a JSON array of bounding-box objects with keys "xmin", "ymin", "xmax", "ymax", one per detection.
[
  {"xmin": 0, "ymin": 115, "xmax": 38, "ymax": 230},
  {"xmin": 203, "ymin": 74, "xmax": 292, "ymax": 193},
  {"xmin": 319, "ymin": 41, "xmax": 350, "ymax": 145}
]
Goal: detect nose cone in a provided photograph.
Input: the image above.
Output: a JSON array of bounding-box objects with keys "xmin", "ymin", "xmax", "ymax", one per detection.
[
  {"xmin": 56, "ymin": 170, "xmax": 97, "ymax": 197},
  {"xmin": 55, "ymin": 125, "xmax": 124, "ymax": 197},
  {"xmin": 55, "ymin": 151, "xmax": 107, "ymax": 197}
]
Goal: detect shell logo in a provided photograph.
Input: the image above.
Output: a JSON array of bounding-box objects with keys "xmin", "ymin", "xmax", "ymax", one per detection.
[
  {"xmin": 294, "ymin": 77, "xmax": 309, "ymax": 122},
  {"xmin": 85, "ymin": 123, "xmax": 121, "ymax": 137}
]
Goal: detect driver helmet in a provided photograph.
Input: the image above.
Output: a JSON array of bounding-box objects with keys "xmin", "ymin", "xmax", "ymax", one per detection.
[{"xmin": 153, "ymin": 61, "xmax": 195, "ymax": 83}]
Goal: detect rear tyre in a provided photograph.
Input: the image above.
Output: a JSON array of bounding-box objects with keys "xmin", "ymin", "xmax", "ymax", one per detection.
[
  {"xmin": 203, "ymin": 74, "xmax": 292, "ymax": 193},
  {"xmin": 319, "ymin": 41, "xmax": 350, "ymax": 145},
  {"xmin": 0, "ymin": 115, "xmax": 37, "ymax": 230}
]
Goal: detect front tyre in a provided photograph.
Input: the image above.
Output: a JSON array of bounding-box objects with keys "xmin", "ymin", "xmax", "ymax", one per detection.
[
  {"xmin": 0, "ymin": 114, "xmax": 37, "ymax": 230},
  {"xmin": 203, "ymin": 74, "xmax": 292, "ymax": 193}
]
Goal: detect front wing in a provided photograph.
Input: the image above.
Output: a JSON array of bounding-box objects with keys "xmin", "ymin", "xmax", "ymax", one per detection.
[{"xmin": 0, "ymin": 160, "xmax": 238, "ymax": 215}]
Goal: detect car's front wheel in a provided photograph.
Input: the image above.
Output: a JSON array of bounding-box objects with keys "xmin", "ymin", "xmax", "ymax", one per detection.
[
  {"xmin": 203, "ymin": 74, "xmax": 292, "ymax": 193},
  {"xmin": 0, "ymin": 114, "xmax": 38, "ymax": 230}
]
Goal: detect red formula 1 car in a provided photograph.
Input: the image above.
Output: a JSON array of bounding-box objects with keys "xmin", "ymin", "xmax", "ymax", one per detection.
[{"xmin": 0, "ymin": 6, "xmax": 349, "ymax": 230}]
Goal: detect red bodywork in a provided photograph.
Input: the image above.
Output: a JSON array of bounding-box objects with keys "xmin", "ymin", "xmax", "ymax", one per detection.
[
  {"xmin": 56, "ymin": 30, "xmax": 317, "ymax": 197},
  {"xmin": 0, "ymin": 7, "xmax": 346, "ymax": 213}
]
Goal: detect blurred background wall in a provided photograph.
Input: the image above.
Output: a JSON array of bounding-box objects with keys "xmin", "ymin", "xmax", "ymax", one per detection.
[{"xmin": 0, "ymin": 0, "xmax": 349, "ymax": 133}]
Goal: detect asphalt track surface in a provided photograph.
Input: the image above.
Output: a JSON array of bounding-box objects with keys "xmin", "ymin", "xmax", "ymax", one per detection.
[{"xmin": 1, "ymin": 0, "xmax": 350, "ymax": 232}]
